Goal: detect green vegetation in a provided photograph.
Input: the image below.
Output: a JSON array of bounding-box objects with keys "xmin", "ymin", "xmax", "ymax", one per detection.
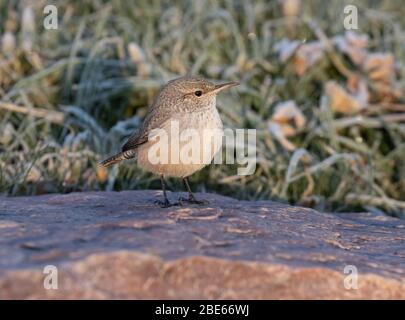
[{"xmin": 0, "ymin": 0, "xmax": 404, "ymax": 217}]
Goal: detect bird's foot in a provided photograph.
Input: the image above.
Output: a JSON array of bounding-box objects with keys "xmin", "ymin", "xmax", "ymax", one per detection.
[
  {"xmin": 178, "ymin": 196, "xmax": 209, "ymax": 206},
  {"xmin": 154, "ymin": 198, "xmax": 180, "ymax": 208}
]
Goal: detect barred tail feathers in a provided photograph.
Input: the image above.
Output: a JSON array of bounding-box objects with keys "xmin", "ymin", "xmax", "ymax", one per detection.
[{"xmin": 99, "ymin": 149, "xmax": 137, "ymax": 167}]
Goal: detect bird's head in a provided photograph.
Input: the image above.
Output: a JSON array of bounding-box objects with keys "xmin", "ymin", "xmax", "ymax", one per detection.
[{"xmin": 160, "ymin": 76, "xmax": 238, "ymax": 112}]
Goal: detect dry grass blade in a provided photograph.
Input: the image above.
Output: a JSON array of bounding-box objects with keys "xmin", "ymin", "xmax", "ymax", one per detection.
[{"xmin": 0, "ymin": 102, "xmax": 65, "ymax": 124}]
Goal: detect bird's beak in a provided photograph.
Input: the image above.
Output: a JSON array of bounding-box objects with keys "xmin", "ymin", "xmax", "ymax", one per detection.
[{"xmin": 211, "ymin": 81, "xmax": 239, "ymax": 94}]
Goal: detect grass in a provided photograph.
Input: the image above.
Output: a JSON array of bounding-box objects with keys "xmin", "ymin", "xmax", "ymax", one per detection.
[{"xmin": 0, "ymin": 0, "xmax": 404, "ymax": 217}]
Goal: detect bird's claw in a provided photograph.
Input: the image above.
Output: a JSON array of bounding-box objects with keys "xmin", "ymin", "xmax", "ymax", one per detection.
[
  {"xmin": 178, "ymin": 196, "xmax": 209, "ymax": 205},
  {"xmin": 154, "ymin": 199, "xmax": 181, "ymax": 208}
]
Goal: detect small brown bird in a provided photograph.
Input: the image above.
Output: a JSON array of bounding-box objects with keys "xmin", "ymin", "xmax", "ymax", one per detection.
[{"xmin": 100, "ymin": 76, "xmax": 238, "ymax": 207}]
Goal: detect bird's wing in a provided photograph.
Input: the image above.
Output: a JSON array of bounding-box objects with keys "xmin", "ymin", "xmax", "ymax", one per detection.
[
  {"xmin": 121, "ymin": 105, "xmax": 172, "ymax": 152},
  {"xmin": 121, "ymin": 129, "xmax": 147, "ymax": 152}
]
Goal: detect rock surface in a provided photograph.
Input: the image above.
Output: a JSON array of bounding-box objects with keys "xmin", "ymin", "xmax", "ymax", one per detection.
[{"xmin": 0, "ymin": 190, "xmax": 404, "ymax": 299}]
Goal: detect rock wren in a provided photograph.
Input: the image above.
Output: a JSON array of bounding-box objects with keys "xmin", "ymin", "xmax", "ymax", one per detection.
[{"xmin": 100, "ymin": 76, "xmax": 238, "ymax": 207}]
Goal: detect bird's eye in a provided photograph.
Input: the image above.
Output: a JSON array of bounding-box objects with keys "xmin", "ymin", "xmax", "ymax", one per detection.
[{"xmin": 194, "ymin": 90, "xmax": 202, "ymax": 97}]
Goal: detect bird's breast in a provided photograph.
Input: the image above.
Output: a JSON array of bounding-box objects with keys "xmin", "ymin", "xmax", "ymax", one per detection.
[{"xmin": 170, "ymin": 108, "xmax": 224, "ymax": 163}]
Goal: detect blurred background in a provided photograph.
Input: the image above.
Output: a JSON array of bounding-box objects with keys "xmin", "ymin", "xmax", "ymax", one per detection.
[{"xmin": 0, "ymin": 0, "xmax": 404, "ymax": 217}]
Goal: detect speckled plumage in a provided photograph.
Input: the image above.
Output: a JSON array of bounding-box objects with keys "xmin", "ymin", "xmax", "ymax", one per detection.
[{"xmin": 122, "ymin": 77, "xmax": 219, "ymax": 154}]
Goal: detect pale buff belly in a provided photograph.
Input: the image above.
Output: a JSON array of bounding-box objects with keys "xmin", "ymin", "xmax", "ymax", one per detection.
[{"xmin": 137, "ymin": 109, "xmax": 223, "ymax": 178}]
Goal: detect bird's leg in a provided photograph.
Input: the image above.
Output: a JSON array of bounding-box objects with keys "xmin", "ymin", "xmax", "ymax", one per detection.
[
  {"xmin": 155, "ymin": 175, "xmax": 179, "ymax": 208},
  {"xmin": 179, "ymin": 177, "xmax": 209, "ymax": 205}
]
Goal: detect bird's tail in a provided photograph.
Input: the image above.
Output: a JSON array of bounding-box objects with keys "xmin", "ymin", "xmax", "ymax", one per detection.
[{"xmin": 99, "ymin": 149, "xmax": 137, "ymax": 167}]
